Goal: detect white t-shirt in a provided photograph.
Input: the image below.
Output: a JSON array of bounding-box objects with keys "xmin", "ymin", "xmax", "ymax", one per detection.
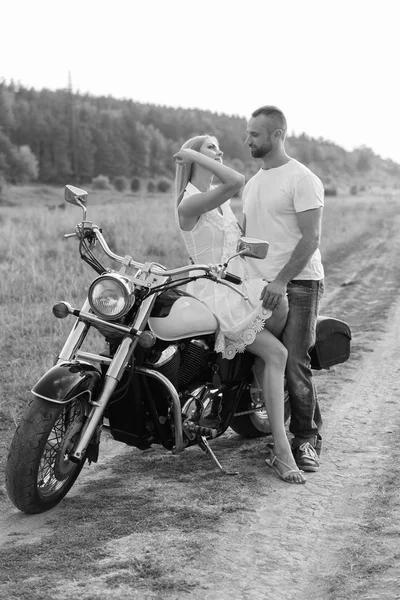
[{"xmin": 242, "ymin": 159, "xmax": 325, "ymax": 281}]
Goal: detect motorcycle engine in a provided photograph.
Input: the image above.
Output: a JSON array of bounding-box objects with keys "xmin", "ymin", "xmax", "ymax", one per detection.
[
  {"xmin": 178, "ymin": 338, "xmax": 210, "ymax": 390},
  {"xmin": 145, "ymin": 338, "xmax": 210, "ymax": 391},
  {"xmin": 144, "ymin": 343, "xmax": 181, "ymax": 388}
]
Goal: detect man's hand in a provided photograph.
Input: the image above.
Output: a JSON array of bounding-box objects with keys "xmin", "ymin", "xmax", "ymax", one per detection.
[{"xmin": 260, "ymin": 279, "xmax": 287, "ymax": 310}]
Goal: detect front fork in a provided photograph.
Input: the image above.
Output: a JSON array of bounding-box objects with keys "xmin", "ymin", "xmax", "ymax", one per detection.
[
  {"xmin": 69, "ymin": 335, "xmax": 137, "ymax": 462},
  {"xmin": 53, "ymin": 297, "xmax": 140, "ymax": 462},
  {"xmin": 56, "ymin": 298, "xmax": 184, "ymax": 463}
]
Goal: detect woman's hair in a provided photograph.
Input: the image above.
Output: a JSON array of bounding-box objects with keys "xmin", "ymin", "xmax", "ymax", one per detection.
[{"xmin": 174, "ymin": 134, "xmax": 217, "ymax": 206}]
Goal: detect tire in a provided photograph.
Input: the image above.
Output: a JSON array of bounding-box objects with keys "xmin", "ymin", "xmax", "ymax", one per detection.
[
  {"xmin": 5, "ymin": 395, "xmax": 88, "ymax": 514},
  {"xmin": 230, "ymin": 387, "xmax": 291, "ymax": 438}
]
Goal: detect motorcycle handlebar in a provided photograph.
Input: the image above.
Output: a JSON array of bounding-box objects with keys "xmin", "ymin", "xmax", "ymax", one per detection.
[
  {"xmin": 94, "ymin": 226, "xmax": 212, "ymax": 277},
  {"xmin": 74, "ymin": 224, "xmax": 248, "ymax": 299}
]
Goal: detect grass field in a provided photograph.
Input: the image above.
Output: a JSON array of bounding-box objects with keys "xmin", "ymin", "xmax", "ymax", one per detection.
[{"xmin": 0, "ymin": 183, "xmax": 399, "ymax": 423}]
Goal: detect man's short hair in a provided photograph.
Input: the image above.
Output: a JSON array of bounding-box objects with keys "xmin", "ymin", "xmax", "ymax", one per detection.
[{"xmin": 251, "ymin": 105, "xmax": 287, "ymax": 136}]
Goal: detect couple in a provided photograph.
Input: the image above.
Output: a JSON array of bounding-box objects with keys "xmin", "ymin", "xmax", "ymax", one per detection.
[{"xmin": 174, "ymin": 105, "xmax": 324, "ymax": 486}]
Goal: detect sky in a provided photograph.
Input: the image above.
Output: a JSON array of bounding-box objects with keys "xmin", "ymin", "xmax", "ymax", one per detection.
[{"xmin": 2, "ymin": 0, "xmax": 399, "ymax": 163}]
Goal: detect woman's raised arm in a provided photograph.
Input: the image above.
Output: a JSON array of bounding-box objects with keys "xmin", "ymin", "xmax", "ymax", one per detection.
[{"xmin": 175, "ymin": 148, "xmax": 245, "ymax": 219}]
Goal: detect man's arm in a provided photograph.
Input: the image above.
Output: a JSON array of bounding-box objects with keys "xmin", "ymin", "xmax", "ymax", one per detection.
[
  {"xmin": 275, "ymin": 207, "xmax": 322, "ymax": 283},
  {"xmin": 260, "ymin": 207, "xmax": 323, "ymax": 310}
]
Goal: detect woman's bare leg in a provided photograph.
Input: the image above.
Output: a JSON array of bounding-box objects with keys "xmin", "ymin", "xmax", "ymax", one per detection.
[
  {"xmin": 264, "ymin": 294, "xmax": 289, "ymax": 338},
  {"xmin": 252, "ymin": 295, "xmax": 289, "ymax": 395},
  {"xmin": 247, "ymin": 328, "xmax": 305, "ymax": 483}
]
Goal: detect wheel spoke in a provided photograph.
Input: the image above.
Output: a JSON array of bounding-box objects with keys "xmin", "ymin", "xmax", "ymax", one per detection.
[{"xmin": 37, "ymin": 399, "xmax": 84, "ymax": 497}]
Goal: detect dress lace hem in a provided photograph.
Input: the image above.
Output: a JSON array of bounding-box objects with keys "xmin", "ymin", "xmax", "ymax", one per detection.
[{"xmin": 214, "ymin": 306, "xmax": 272, "ymax": 360}]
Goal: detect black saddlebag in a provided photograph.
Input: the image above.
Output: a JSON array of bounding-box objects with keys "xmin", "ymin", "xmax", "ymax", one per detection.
[{"xmin": 310, "ymin": 316, "xmax": 351, "ymax": 370}]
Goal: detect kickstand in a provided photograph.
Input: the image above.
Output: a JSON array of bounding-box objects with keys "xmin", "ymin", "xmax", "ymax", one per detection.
[{"xmin": 198, "ymin": 435, "xmax": 239, "ymax": 476}]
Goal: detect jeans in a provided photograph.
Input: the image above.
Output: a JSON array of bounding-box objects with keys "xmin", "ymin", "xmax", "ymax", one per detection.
[{"xmin": 282, "ymin": 279, "xmax": 324, "ymax": 441}]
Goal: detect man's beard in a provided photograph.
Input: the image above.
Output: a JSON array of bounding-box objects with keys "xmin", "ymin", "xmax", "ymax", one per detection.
[{"xmin": 250, "ymin": 142, "xmax": 273, "ymax": 158}]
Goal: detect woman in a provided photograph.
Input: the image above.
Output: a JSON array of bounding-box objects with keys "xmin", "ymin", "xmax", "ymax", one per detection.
[{"xmin": 174, "ymin": 135, "xmax": 306, "ymax": 484}]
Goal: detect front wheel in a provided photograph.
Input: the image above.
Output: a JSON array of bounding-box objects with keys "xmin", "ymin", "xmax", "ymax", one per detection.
[
  {"xmin": 229, "ymin": 387, "xmax": 291, "ymax": 438},
  {"xmin": 6, "ymin": 395, "xmax": 88, "ymax": 514}
]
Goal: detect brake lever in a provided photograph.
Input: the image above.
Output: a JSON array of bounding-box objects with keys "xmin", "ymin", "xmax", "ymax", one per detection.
[
  {"xmin": 218, "ymin": 278, "xmax": 248, "ymax": 299},
  {"xmin": 203, "ymin": 265, "xmax": 248, "ymax": 299}
]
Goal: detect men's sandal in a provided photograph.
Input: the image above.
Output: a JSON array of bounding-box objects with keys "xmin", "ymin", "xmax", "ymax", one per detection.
[
  {"xmin": 265, "ymin": 449, "xmax": 306, "ymax": 484},
  {"xmin": 293, "ymin": 442, "xmax": 320, "ymax": 472}
]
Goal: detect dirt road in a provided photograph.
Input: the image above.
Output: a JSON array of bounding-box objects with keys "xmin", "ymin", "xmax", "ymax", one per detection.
[{"xmin": 1, "ymin": 205, "xmax": 400, "ymax": 600}]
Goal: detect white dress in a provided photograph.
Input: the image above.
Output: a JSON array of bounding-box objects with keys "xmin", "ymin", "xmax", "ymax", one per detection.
[{"xmin": 177, "ymin": 182, "xmax": 272, "ymax": 359}]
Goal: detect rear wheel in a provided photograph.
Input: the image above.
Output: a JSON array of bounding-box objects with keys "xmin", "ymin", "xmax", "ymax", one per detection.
[
  {"xmin": 230, "ymin": 386, "xmax": 291, "ymax": 438},
  {"xmin": 6, "ymin": 395, "xmax": 88, "ymax": 514}
]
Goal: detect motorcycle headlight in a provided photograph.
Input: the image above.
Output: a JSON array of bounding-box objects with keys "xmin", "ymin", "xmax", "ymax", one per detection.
[{"xmin": 88, "ymin": 274, "xmax": 135, "ymax": 320}]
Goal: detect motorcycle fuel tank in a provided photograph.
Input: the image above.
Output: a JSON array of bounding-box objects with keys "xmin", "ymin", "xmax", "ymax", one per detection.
[{"xmin": 148, "ymin": 290, "xmax": 218, "ymax": 341}]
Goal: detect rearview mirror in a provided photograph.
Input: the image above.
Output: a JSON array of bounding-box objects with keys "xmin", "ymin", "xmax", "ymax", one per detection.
[
  {"xmin": 236, "ymin": 237, "xmax": 269, "ymax": 259},
  {"xmin": 65, "ymin": 185, "xmax": 88, "ymax": 219}
]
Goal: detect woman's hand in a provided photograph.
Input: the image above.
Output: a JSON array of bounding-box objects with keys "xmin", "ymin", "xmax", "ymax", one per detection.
[{"xmin": 173, "ymin": 148, "xmax": 197, "ymax": 165}]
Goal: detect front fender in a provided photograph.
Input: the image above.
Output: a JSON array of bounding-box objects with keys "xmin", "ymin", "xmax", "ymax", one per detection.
[{"xmin": 32, "ymin": 361, "xmax": 102, "ymax": 404}]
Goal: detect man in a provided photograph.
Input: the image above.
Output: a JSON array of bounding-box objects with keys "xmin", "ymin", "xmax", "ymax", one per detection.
[{"xmin": 242, "ymin": 105, "xmax": 324, "ymax": 472}]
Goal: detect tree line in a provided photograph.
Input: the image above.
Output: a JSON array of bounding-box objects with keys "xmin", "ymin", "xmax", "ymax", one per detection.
[{"xmin": 1, "ymin": 79, "xmax": 399, "ymax": 193}]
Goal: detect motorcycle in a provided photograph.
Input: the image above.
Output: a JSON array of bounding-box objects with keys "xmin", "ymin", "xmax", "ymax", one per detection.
[{"xmin": 5, "ymin": 185, "xmax": 352, "ymax": 514}]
